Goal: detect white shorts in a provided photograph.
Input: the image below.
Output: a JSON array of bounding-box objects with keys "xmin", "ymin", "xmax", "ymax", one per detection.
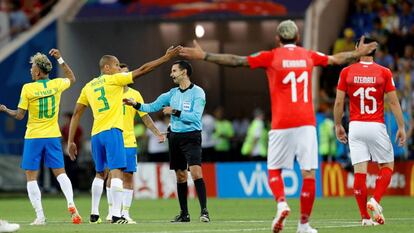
[
  {"xmin": 267, "ymin": 126, "xmax": 318, "ymax": 170},
  {"xmin": 348, "ymin": 121, "xmax": 394, "ymax": 165}
]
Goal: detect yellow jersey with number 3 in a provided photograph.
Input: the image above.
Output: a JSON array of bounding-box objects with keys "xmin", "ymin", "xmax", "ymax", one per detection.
[
  {"xmin": 77, "ymin": 72, "xmax": 133, "ymax": 136},
  {"xmin": 123, "ymin": 87, "xmax": 147, "ymax": 148},
  {"xmin": 18, "ymin": 78, "xmax": 71, "ymax": 139}
]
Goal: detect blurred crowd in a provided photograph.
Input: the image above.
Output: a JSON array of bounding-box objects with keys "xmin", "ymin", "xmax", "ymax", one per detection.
[
  {"xmin": 134, "ymin": 107, "xmax": 270, "ymax": 163},
  {"xmin": 0, "ymin": 0, "xmax": 57, "ymax": 48},
  {"xmin": 319, "ymin": 0, "xmax": 414, "ymax": 165}
]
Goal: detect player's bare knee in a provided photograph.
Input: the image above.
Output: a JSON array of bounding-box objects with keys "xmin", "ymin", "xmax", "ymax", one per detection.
[
  {"xmin": 190, "ymin": 170, "xmax": 203, "ymax": 180},
  {"xmin": 378, "ymin": 162, "xmax": 394, "ymax": 171},
  {"xmin": 123, "ymin": 172, "xmax": 134, "ymax": 188},
  {"xmin": 189, "ymin": 165, "xmax": 202, "ymax": 180},
  {"xmin": 52, "ymin": 168, "xmax": 66, "ymax": 177},
  {"xmin": 176, "ymin": 170, "xmax": 187, "ymax": 183},
  {"xmin": 96, "ymin": 171, "xmax": 107, "ymax": 180},
  {"xmin": 25, "ymin": 170, "xmax": 38, "ymax": 181},
  {"xmin": 301, "ymin": 169, "xmax": 315, "ymax": 179}
]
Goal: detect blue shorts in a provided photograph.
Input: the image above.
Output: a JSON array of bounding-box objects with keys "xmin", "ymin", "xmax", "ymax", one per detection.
[
  {"xmin": 21, "ymin": 138, "xmax": 64, "ymax": 170},
  {"xmin": 124, "ymin": 147, "xmax": 137, "ymax": 173},
  {"xmin": 91, "ymin": 128, "xmax": 126, "ymax": 172}
]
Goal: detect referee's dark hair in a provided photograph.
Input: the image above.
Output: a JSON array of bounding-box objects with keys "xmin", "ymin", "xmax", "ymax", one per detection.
[{"xmin": 173, "ymin": 60, "xmax": 192, "ymax": 77}]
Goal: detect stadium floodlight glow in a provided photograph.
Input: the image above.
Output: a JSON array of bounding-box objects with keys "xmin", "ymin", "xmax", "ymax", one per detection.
[{"xmin": 195, "ymin": 24, "xmax": 205, "ymax": 38}]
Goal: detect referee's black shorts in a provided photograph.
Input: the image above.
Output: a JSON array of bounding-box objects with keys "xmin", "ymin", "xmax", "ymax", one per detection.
[{"xmin": 168, "ymin": 130, "xmax": 202, "ymax": 171}]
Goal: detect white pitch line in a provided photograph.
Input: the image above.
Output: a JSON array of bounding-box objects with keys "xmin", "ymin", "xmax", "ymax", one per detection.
[
  {"xmin": 11, "ymin": 217, "xmax": 414, "ymax": 224},
  {"xmin": 112, "ymin": 224, "xmax": 365, "ymax": 233}
]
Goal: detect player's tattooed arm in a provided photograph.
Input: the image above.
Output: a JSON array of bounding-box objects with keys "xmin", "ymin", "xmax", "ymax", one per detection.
[
  {"xmin": 0, "ymin": 105, "xmax": 26, "ymax": 120},
  {"xmin": 204, "ymin": 52, "xmax": 249, "ymax": 67},
  {"xmin": 180, "ymin": 40, "xmax": 250, "ymax": 67},
  {"xmin": 329, "ymin": 51, "xmax": 360, "ymax": 65},
  {"xmin": 328, "ymin": 36, "xmax": 377, "ymax": 65}
]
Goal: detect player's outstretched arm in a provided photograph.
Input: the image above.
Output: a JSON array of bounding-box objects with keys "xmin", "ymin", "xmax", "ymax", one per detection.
[
  {"xmin": 386, "ymin": 91, "xmax": 406, "ymax": 146},
  {"xmin": 67, "ymin": 103, "xmax": 86, "ymax": 160},
  {"xmin": 124, "ymin": 92, "xmax": 170, "ymax": 113},
  {"xmin": 333, "ymin": 90, "xmax": 348, "ymax": 144},
  {"xmin": 180, "ymin": 40, "xmax": 249, "ymax": 67},
  {"xmin": 49, "ymin": 49, "xmax": 76, "ymax": 85},
  {"xmin": 328, "ymin": 36, "xmax": 378, "ymax": 65},
  {"xmin": 131, "ymin": 46, "xmax": 182, "ymax": 80},
  {"xmin": 141, "ymin": 114, "xmax": 166, "ymax": 143},
  {"xmin": 0, "ymin": 105, "xmax": 26, "ymax": 120}
]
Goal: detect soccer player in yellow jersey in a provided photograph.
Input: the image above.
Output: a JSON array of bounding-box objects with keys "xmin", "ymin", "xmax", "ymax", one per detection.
[
  {"xmin": 105, "ymin": 63, "xmax": 166, "ymax": 223},
  {"xmin": 0, "ymin": 49, "xmax": 82, "ymax": 225},
  {"xmin": 67, "ymin": 46, "xmax": 180, "ymax": 224}
]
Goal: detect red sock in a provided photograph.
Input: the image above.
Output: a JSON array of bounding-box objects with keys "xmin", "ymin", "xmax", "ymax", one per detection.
[
  {"xmin": 268, "ymin": 169, "xmax": 286, "ymax": 202},
  {"xmin": 300, "ymin": 178, "xmax": 315, "ymax": 224},
  {"xmin": 354, "ymin": 173, "xmax": 370, "ymax": 219},
  {"xmin": 373, "ymin": 167, "xmax": 393, "ymax": 203}
]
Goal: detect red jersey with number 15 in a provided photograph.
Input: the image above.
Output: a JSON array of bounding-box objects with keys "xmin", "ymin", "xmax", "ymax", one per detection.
[
  {"xmin": 247, "ymin": 45, "xmax": 328, "ymax": 129},
  {"xmin": 337, "ymin": 61, "xmax": 396, "ymax": 123}
]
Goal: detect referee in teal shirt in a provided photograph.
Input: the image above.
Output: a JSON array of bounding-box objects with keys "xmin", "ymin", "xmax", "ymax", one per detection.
[{"xmin": 124, "ymin": 60, "xmax": 209, "ymax": 223}]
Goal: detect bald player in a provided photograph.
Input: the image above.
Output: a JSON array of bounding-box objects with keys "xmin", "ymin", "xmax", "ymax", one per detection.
[{"xmin": 67, "ymin": 46, "xmax": 180, "ymax": 224}]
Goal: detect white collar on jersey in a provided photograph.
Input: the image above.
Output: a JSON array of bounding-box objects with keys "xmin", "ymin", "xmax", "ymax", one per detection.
[
  {"xmin": 283, "ymin": 44, "xmax": 297, "ymax": 48},
  {"xmin": 359, "ymin": 61, "xmax": 374, "ymax": 65}
]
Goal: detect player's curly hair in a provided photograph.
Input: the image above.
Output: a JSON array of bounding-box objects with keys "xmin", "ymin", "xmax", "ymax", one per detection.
[{"xmin": 30, "ymin": 52, "xmax": 52, "ymax": 74}]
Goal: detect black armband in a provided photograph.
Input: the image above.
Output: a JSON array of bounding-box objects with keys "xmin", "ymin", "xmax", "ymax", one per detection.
[
  {"xmin": 171, "ymin": 109, "xmax": 181, "ymax": 117},
  {"xmin": 133, "ymin": 102, "xmax": 142, "ymax": 110}
]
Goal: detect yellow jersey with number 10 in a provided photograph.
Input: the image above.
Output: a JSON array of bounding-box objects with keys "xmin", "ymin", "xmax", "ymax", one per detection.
[
  {"xmin": 18, "ymin": 78, "xmax": 71, "ymax": 139},
  {"xmin": 123, "ymin": 87, "xmax": 147, "ymax": 148},
  {"xmin": 77, "ymin": 72, "xmax": 133, "ymax": 136}
]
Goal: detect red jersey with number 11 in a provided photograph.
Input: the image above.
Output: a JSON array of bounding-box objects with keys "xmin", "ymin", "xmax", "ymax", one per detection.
[
  {"xmin": 337, "ymin": 61, "xmax": 395, "ymax": 123},
  {"xmin": 247, "ymin": 45, "xmax": 328, "ymax": 129}
]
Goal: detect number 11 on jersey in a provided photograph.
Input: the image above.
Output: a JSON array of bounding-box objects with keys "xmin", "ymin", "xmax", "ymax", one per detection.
[{"xmin": 282, "ymin": 71, "xmax": 309, "ymax": 103}]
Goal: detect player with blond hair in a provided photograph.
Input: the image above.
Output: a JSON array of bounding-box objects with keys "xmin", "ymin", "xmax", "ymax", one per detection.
[{"xmin": 0, "ymin": 49, "xmax": 81, "ymax": 225}]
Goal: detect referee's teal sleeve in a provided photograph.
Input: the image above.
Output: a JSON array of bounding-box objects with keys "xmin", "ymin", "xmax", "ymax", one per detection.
[{"xmin": 139, "ymin": 92, "xmax": 171, "ymax": 113}]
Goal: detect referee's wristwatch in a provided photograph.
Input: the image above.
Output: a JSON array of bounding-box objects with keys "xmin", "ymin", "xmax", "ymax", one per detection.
[
  {"xmin": 132, "ymin": 102, "xmax": 141, "ymax": 110},
  {"xmin": 171, "ymin": 109, "xmax": 181, "ymax": 117}
]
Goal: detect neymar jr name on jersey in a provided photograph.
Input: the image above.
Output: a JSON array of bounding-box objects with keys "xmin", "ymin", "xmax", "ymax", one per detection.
[{"xmin": 34, "ymin": 88, "xmax": 58, "ymax": 97}]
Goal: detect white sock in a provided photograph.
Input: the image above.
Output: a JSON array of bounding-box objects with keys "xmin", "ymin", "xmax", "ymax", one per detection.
[
  {"xmin": 122, "ymin": 189, "xmax": 134, "ymax": 218},
  {"xmin": 27, "ymin": 181, "xmax": 45, "ymax": 219},
  {"xmin": 110, "ymin": 178, "xmax": 123, "ymax": 218},
  {"xmin": 56, "ymin": 173, "xmax": 74, "ymax": 206},
  {"xmin": 91, "ymin": 177, "xmax": 104, "ymax": 215},
  {"xmin": 106, "ymin": 187, "xmax": 112, "ymax": 217}
]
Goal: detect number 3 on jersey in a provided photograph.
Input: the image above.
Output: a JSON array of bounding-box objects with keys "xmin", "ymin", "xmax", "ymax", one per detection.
[
  {"xmin": 353, "ymin": 87, "xmax": 377, "ymax": 114},
  {"xmin": 94, "ymin": 87, "xmax": 110, "ymax": 112},
  {"xmin": 283, "ymin": 71, "xmax": 308, "ymax": 103}
]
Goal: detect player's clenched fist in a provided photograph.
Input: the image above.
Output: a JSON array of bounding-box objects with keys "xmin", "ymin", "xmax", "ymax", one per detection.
[{"xmin": 49, "ymin": 48, "xmax": 61, "ymax": 59}]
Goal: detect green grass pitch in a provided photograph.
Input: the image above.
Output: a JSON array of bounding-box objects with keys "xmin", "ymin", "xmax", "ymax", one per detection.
[{"xmin": 0, "ymin": 195, "xmax": 413, "ymax": 232}]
